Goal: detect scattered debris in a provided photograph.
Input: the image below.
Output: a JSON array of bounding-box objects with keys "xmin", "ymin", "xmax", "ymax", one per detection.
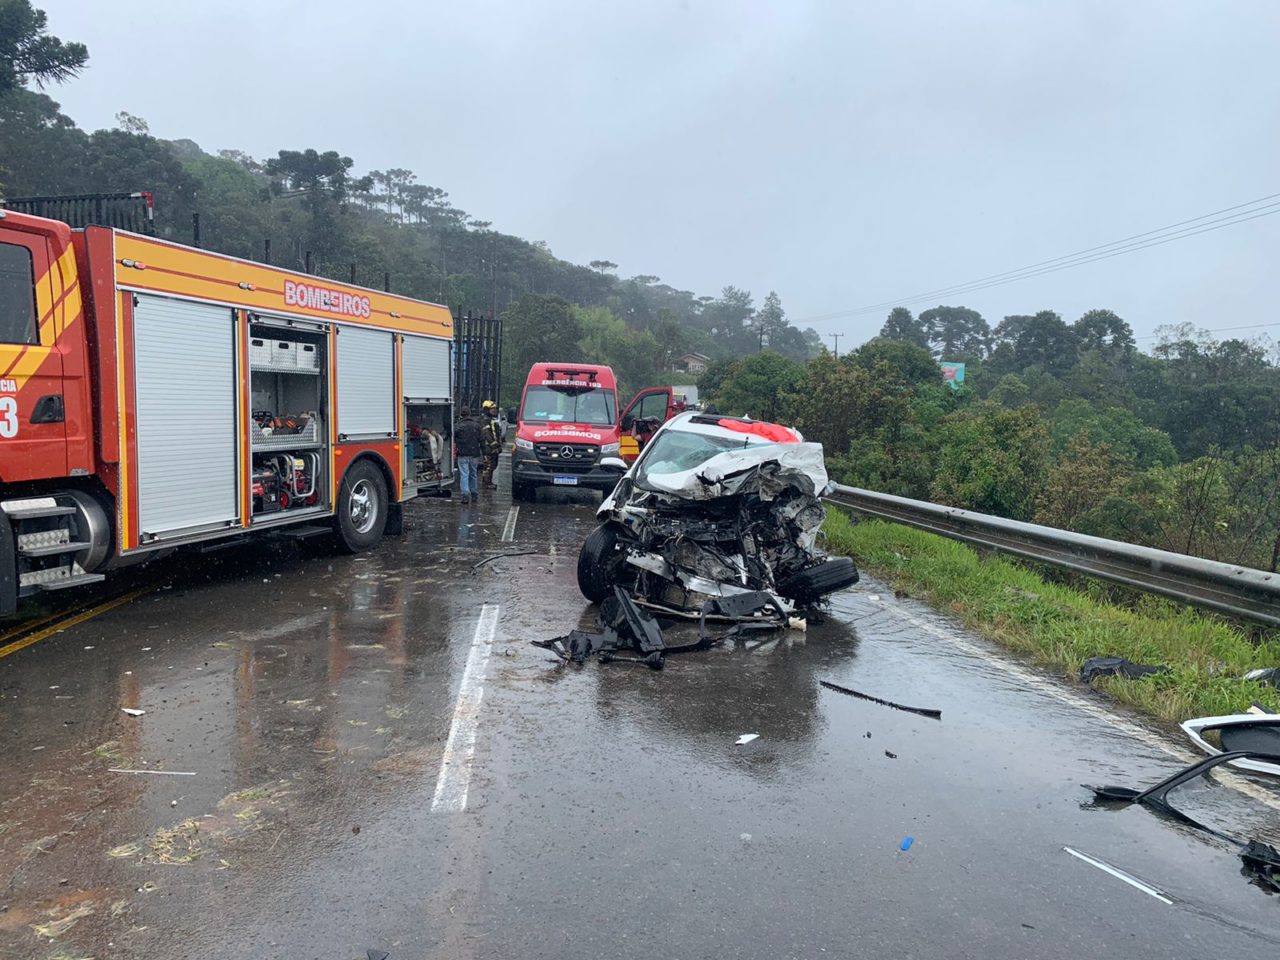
[
  {"xmin": 367, "ymin": 950, "xmax": 390, "ymax": 960},
  {"xmin": 107, "ymin": 842, "xmax": 143, "ymax": 858},
  {"xmin": 884, "ymin": 750, "xmax": 898, "ymax": 759},
  {"xmin": 1181, "ymin": 714, "xmax": 1280, "ymax": 776},
  {"xmin": 739, "ymin": 833, "xmax": 752, "ymax": 843},
  {"xmin": 900, "ymin": 836, "xmax": 914, "ymax": 851},
  {"xmin": 471, "ymin": 550, "xmax": 539, "ymax": 570},
  {"xmin": 1063, "ymin": 846, "xmax": 1172, "ymax": 904},
  {"xmin": 1078, "ymin": 656, "xmax": 1170, "ymax": 683},
  {"xmin": 735, "ymin": 734, "xmax": 760, "ymax": 746},
  {"xmin": 1087, "ymin": 750, "xmax": 1280, "ymax": 894},
  {"xmin": 121, "ymin": 707, "xmax": 146, "ymax": 717},
  {"xmin": 535, "ymin": 586, "xmax": 793, "ymax": 669},
  {"xmin": 1244, "ymin": 667, "xmax": 1280, "ymax": 688},
  {"xmin": 819, "ymin": 680, "xmax": 942, "ymax": 720}
]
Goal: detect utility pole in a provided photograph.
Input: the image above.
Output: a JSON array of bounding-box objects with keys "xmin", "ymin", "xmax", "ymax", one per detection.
[{"xmin": 829, "ymin": 332, "xmax": 842, "ymax": 358}]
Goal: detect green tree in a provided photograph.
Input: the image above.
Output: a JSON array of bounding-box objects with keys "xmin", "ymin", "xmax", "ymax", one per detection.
[
  {"xmin": 852, "ymin": 338, "xmax": 940, "ymax": 386},
  {"xmin": 713, "ymin": 351, "xmax": 804, "ymax": 421},
  {"xmin": 930, "ymin": 403, "xmax": 1050, "ymax": 520},
  {"xmin": 1074, "ymin": 308, "xmax": 1135, "ymax": 359},
  {"xmin": 879, "ymin": 306, "xmax": 929, "ymax": 349},
  {"xmin": 0, "ymin": 0, "xmax": 87, "ymax": 94},
  {"xmin": 1048, "ymin": 399, "xmax": 1177, "ymax": 469},
  {"xmin": 919, "ymin": 305, "xmax": 990, "ymax": 359},
  {"xmin": 1034, "ymin": 435, "xmax": 1130, "ymax": 533},
  {"xmin": 752, "ymin": 290, "xmax": 788, "ymax": 350},
  {"xmin": 501, "ymin": 294, "xmax": 583, "ymax": 399},
  {"xmin": 992, "ymin": 310, "xmax": 1077, "ymax": 376}
]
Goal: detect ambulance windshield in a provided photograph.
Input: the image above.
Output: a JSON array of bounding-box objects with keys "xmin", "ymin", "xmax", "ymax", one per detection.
[{"xmin": 520, "ymin": 386, "xmax": 617, "ymax": 425}]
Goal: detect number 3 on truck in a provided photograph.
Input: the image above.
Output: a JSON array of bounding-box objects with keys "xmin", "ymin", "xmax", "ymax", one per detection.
[{"xmin": 0, "ymin": 396, "xmax": 17, "ymax": 438}]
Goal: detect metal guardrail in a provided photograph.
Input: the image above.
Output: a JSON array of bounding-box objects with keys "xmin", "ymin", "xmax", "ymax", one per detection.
[{"xmin": 825, "ymin": 484, "xmax": 1280, "ymax": 628}]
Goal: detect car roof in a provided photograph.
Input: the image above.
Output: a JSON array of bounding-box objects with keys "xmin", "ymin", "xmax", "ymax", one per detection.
[{"xmin": 655, "ymin": 411, "xmax": 801, "ymax": 443}]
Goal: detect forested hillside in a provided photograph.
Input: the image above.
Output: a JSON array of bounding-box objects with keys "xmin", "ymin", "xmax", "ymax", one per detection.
[{"xmin": 0, "ymin": 43, "xmax": 820, "ymax": 399}]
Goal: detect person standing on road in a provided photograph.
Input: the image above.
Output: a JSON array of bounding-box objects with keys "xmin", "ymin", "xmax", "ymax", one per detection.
[
  {"xmin": 480, "ymin": 399, "xmax": 504, "ymax": 489},
  {"xmin": 453, "ymin": 406, "xmax": 483, "ymax": 504}
]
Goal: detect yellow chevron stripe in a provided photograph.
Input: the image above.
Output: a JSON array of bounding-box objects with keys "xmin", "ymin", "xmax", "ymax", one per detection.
[{"xmin": 5, "ymin": 248, "xmax": 83, "ymax": 388}]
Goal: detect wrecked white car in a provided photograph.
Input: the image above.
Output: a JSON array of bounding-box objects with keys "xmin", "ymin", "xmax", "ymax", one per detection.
[{"xmin": 576, "ymin": 412, "xmax": 859, "ymax": 614}]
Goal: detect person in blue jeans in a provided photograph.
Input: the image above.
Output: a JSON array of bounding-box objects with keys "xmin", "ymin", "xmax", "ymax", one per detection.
[{"xmin": 453, "ymin": 406, "xmax": 483, "ymax": 504}]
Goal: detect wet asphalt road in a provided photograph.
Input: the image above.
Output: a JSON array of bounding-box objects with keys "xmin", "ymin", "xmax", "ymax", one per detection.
[{"xmin": 3, "ymin": 468, "xmax": 1280, "ymax": 959}]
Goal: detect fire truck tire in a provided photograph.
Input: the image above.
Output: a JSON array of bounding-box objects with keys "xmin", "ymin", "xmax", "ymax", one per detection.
[
  {"xmin": 334, "ymin": 461, "xmax": 388, "ymax": 553},
  {"xmin": 577, "ymin": 523, "xmax": 622, "ymax": 603}
]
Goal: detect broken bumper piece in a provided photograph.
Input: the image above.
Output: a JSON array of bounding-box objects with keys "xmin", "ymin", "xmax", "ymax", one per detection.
[{"xmin": 533, "ymin": 588, "xmax": 791, "ymax": 669}]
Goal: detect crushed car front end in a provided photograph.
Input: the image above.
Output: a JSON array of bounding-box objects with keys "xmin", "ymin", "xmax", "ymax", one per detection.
[{"xmin": 577, "ymin": 413, "xmax": 858, "ymax": 615}]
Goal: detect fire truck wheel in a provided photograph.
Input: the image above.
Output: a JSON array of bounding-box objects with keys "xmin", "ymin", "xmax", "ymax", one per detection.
[
  {"xmin": 577, "ymin": 523, "xmax": 621, "ymax": 603},
  {"xmin": 335, "ymin": 461, "xmax": 388, "ymax": 553}
]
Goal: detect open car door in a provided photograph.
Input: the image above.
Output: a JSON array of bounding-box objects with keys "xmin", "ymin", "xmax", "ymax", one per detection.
[{"xmin": 618, "ymin": 386, "xmax": 675, "ymax": 462}]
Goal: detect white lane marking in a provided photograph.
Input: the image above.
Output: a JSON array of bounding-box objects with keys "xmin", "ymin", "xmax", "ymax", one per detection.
[
  {"xmin": 108, "ymin": 769, "xmax": 196, "ymax": 776},
  {"xmin": 1064, "ymin": 846, "xmax": 1173, "ymax": 904},
  {"xmin": 432, "ymin": 604, "xmax": 500, "ymax": 813},
  {"xmin": 881, "ymin": 599, "xmax": 1280, "ymax": 813},
  {"xmin": 500, "ymin": 506, "xmax": 519, "ymax": 542}
]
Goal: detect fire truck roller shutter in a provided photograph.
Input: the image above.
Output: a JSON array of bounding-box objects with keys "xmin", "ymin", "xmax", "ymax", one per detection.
[
  {"xmin": 133, "ymin": 295, "xmax": 239, "ymax": 538},
  {"xmin": 337, "ymin": 327, "xmax": 395, "ymax": 436},
  {"xmin": 402, "ymin": 334, "xmax": 450, "ymax": 400}
]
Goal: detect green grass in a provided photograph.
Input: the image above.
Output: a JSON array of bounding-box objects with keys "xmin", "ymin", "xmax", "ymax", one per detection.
[{"xmin": 822, "ymin": 508, "xmax": 1280, "ymax": 723}]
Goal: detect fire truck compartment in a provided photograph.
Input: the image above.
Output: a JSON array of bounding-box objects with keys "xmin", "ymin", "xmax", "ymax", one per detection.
[
  {"xmin": 404, "ymin": 402, "xmax": 452, "ymax": 491},
  {"xmin": 403, "ymin": 334, "xmax": 451, "ymax": 401},
  {"xmin": 249, "ymin": 324, "xmax": 330, "ymax": 521},
  {"xmin": 337, "ymin": 327, "xmax": 395, "ymax": 439},
  {"xmin": 133, "ymin": 295, "xmax": 241, "ymax": 541}
]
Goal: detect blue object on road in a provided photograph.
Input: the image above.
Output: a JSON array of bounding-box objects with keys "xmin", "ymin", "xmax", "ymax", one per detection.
[{"xmin": 900, "ymin": 836, "xmax": 914, "ymax": 851}]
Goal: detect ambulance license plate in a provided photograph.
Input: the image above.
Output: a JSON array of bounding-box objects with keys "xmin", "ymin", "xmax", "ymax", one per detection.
[{"xmin": 552, "ymin": 475, "xmax": 579, "ymax": 486}]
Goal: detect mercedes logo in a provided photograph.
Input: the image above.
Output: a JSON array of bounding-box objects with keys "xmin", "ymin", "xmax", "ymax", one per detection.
[{"xmin": 560, "ymin": 445, "xmax": 574, "ymax": 459}]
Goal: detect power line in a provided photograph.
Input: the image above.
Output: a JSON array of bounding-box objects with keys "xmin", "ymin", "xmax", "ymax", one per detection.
[
  {"xmin": 1135, "ymin": 320, "xmax": 1280, "ymax": 342},
  {"xmin": 797, "ymin": 192, "xmax": 1280, "ymax": 325}
]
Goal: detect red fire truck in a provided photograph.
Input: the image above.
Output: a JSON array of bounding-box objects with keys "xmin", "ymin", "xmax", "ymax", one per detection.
[{"xmin": 0, "ymin": 209, "xmax": 456, "ymax": 615}]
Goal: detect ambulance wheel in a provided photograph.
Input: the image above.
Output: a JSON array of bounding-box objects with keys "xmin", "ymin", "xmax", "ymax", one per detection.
[{"xmin": 335, "ymin": 461, "xmax": 387, "ymax": 553}]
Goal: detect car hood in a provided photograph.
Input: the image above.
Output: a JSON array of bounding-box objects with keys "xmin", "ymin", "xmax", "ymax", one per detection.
[{"xmin": 635, "ymin": 441, "xmax": 830, "ymax": 501}]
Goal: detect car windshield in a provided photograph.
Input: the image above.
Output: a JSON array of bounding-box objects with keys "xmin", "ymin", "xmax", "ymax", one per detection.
[
  {"xmin": 520, "ymin": 386, "xmax": 616, "ymax": 425},
  {"xmin": 634, "ymin": 428, "xmax": 766, "ymax": 489}
]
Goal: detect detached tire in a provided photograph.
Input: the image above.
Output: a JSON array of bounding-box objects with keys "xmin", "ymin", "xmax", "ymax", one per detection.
[
  {"xmin": 777, "ymin": 556, "xmax": 859, "ymax": 605},
  {"xmin": 334, "ymin": 460, "xmax": 388, "ymax": 553},
  {"xmin": 578, "ymin": 523, "xmax": 622, "ymax": 603}
]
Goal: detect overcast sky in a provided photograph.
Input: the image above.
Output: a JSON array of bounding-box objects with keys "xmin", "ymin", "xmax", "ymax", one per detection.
[{"xmin": 38, "ymin": 0, "xmax": 1280, "ymax": 348}]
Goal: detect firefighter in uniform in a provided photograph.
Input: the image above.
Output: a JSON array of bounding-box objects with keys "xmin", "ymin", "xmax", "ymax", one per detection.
[{"xmin": 480, "ymin": 399, "xmax": 504, "ymax": 489}]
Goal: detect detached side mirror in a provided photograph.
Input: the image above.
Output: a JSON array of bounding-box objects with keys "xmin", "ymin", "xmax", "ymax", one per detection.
[{"xmin": 600, "ymin": 457, "xmax": 629, "ymax": 471}]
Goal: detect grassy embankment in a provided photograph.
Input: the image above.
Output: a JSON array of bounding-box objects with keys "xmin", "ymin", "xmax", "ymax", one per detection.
[{"xmin": 822, "ymin": 507, "xmax": 1280, "ymax": 723}]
